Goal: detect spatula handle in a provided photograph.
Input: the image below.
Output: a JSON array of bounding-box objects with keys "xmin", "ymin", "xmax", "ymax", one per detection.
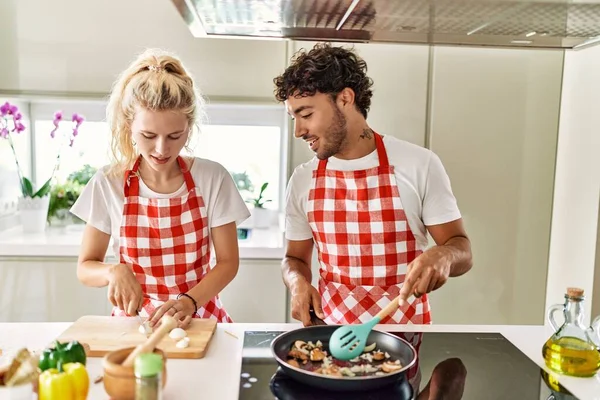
[
  {"xmin": 122, "ymin": 315, "xmax": 176, "ymax": 367},
  {"xmin": 375, "ymin": 294, "xmax": 405, "ymax": 321}
]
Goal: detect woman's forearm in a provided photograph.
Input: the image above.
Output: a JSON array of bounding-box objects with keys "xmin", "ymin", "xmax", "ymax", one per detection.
[{"xmin": 77, "ymin": 260, "xmax": 115, "ymax": 287}]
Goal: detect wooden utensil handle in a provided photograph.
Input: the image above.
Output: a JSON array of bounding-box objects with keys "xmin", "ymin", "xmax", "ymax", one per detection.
[
  {"xmin": 375, "ymin": 295, "xmax": 405, "ymax": 321},
  {"xmin": 122, "ymin": 316, "xmax": 176, "ymax": 367}
]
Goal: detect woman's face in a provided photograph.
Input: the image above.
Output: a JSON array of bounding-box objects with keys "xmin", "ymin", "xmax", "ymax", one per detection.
[{"xmin": 130, "ymin": 107, "xmax": 189, "ymax": 171}]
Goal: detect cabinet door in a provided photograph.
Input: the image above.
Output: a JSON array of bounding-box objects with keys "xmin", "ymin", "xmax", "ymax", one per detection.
[
  {"xmin": 0, "ymin": 258, "xmax": 111, "ymax": 322},
  {"xmin": 219, "ymin": 259, "xmax": 287, "ymax": 323},
  {"xmin": 428, "ymin": 47, "xmax": 563, "ymax": 324}
]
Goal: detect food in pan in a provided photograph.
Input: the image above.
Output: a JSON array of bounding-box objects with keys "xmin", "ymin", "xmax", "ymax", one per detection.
[{"xmin": 285, "ymin": 340, "xmax": 403, "ymax": 377}]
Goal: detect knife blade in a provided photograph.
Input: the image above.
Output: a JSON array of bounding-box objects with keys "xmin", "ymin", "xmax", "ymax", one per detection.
[{"xmin": 136, "ymin": 313, "xmax": 151, "ymax": 337}]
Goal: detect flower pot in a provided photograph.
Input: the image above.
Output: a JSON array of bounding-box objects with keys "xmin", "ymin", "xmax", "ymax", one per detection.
[
  {"xmin": 18, "ymin": 195, "xmax": 50, "ymax": 233},
  {"xmin": 252, "ymin": 207, "xmax": 271, "ymax": 229}
]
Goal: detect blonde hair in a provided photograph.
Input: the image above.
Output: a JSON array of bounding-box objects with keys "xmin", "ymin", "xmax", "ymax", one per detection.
[{"xmin": 106, "ymin": 48, "xmax": 204, "ymax": 175}]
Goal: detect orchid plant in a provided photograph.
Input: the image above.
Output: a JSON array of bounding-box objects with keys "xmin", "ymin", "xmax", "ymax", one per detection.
[{"xmin": 1, "ymin": 101, "xmax": 85, "ymax": 198}]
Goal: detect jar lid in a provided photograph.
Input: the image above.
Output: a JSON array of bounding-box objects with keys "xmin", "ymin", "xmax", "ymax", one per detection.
[{"xmin": 134, "ymin": 353, "xmax": 162, "ymax": 377}]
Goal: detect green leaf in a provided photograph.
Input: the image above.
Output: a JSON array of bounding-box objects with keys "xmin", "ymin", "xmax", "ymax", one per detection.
[
  {"xmin": 33, "ymin": 178, "xmax": 52, "ymax": 198},
  {"xmin": 259, "ymin": 182, "xmax": 269, "ymax": 196},
  {"xmin": 22, "ymin": 177, "xmax": 33, "ymax": 197}
]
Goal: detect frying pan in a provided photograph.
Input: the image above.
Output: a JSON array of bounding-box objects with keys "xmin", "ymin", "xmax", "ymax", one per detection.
[{"xmin": 270, "ymin": 324, "xmax": 417, "ymax": 392}]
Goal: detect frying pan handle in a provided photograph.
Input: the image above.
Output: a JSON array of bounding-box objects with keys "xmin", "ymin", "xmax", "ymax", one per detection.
[{"xmin": 309, "ymin": 309, "xmax": 327, "ymax": 326}]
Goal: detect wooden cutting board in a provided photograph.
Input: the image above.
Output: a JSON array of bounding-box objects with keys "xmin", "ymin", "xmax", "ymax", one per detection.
[{"xmin": 55, "ymin": 316, "xmax": 217, "ymax": 359}]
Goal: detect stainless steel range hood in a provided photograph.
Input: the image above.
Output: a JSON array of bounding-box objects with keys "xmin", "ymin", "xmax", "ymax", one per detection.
[{"xmin": 171, "ymin": 0, "xmax": 600, "ymax": 50}]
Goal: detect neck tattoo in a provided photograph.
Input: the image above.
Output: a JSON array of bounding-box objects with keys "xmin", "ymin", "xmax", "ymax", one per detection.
[{"xmin": 360, "ymin": 128, "xmax": 373, "ymax": 140}]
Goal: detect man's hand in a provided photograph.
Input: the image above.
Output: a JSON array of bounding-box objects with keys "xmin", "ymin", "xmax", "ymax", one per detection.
[
  {"xmin": 290, "ymin": 279, "xmax": 325, "ymax": 327},
  {"xmin": 399, "ymin": 246, "xmax": 452, "ymax": 302}
]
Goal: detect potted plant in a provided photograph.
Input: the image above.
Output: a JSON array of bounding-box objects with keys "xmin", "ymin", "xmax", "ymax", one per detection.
[
  {"xmin": 1, "ymin": 102, "xmax": 84, "ymax": 233},
  {"xmin": 48, "ymin": 164, "xmax": 96, "ymax": 226},
  {"xmin": 247, "ymin": 182, "xmax": 272, "ymax": 229}
]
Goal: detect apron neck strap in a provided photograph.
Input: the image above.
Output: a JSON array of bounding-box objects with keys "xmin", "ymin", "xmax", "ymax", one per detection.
[
  {"xmin": 177, "ymin": 156, "xmax": 196, "ymax": 191},
  {"xmin": 123, "ymin": 155, "xmax": 194, "ymax": 197}
]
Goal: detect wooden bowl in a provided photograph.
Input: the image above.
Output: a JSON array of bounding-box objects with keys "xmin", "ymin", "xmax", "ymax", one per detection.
[{"xmin": 102, "ymin": 347, "xmax": 167, "ymax": 400}]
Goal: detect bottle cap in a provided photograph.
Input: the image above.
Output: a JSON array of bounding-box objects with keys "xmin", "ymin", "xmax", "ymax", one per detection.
[
  {"xmin": 566, "ymin": 287, "xmax": 584, "ymax": 298},
  {"xmin": 134, "ymin": 353, "xmax": 163, "ymax": 377}
]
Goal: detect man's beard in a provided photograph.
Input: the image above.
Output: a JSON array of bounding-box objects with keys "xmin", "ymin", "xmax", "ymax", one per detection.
[{"xmin": 316, "ymin": 106, "xmax": 348, "ymax": 160}]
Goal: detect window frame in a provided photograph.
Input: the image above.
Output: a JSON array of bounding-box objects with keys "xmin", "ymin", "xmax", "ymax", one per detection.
[{"xmin": 26, "ymin": 98, "xmax": 289, "ymax": 211}]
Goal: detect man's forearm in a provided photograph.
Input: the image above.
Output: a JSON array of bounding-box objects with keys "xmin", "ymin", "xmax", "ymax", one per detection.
[
  {"xmin": 443, "ymin": 236, "xmax": 473, "ymax": 277},
  {"xmin": 282, "ymin": 256, "xmax": 312, "ymax": 292}
]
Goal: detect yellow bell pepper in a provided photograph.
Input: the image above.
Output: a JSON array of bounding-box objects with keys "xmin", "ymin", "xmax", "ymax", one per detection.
[{"xmin": 38, "ymin": 362, "xmax": 89, "ymax": 400}]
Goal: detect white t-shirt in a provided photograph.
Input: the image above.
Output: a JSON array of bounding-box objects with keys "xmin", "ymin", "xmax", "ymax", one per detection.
[
  {"xmin": 285, "ymin": 134, "xmax": 461, "ymax": 251},
  {"xmin": 70, "ymin": 157, "xmax": 251, "ymax": 257}
]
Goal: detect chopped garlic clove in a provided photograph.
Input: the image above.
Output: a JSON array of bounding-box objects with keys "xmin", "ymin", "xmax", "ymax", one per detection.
[
  {"xmin": 169, "ymin": 327, "xmax": 187, "ymax": 340},
  {"xmin": 176, "ymin": 337, "xmax": 190, "ymax": 348}
]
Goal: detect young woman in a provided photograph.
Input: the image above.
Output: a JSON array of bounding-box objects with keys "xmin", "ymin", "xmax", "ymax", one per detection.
[{"xmin": 71, "ymin": 49, "xmax": 250, "ymax": 328}]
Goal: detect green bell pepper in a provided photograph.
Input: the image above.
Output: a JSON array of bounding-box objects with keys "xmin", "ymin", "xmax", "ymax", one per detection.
[{"xmin": 39, "ymin": 340, "xmax": 87, "ymax": 372}]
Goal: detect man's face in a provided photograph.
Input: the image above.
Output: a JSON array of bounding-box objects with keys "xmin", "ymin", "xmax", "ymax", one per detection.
[{"xmin": 286, "ymin": 92, "xmax": 348, "ymax": 160}]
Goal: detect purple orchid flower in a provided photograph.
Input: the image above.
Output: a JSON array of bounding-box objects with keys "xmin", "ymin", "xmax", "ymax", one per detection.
[
  {"xmin": 53, "ymin": 111, "xmax": 62, "ymax": 128},
  {"xmin": 0, "ymin": 102, "xmax": 17, "ymax": 116},
  {"xmin": 72, "ymin": 113, "xmax": 85, "ymax": 127},
  {"xmin": 14, "ymin": 122, "xmax": 26, "ymax": 134},
  {"xmin": 0, "ymin": 128, "xmax": 8, "ymax": 138},
  {"xmin": 14, "ymin": 112, "xmax": 22, "ymax": 121}
]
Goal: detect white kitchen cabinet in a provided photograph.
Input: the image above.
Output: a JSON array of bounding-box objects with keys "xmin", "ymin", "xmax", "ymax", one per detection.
[
  {"xmin": 0, "ymin": 257, "xmax": 288, "ymax": 324},
  {"xmin": 0, "ymin": 257, "xmax": 111, "ymax": 322},
  {"xmin": 219, "ymin": 259, "xmax": 288, "ymax": 323},
  {"xmin": 428, "ymin": 47, "xmax": 563, "ymax": 325}
]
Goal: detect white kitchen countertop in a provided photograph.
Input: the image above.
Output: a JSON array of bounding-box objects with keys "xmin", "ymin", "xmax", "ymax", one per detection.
[
  {"xmin": 1, "ymin": 322, "xmax": 599, "ymax": 400},
  {"xmin": 0, "ymin": 225, "xmax": 285, "ymax": 259}
]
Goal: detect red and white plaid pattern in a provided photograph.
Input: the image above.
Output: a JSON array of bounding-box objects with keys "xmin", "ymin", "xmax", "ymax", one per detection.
[
  {"xmin": 114, "ymin": 156, "xmax": 232, "ymax": 322},
  {"xmin": 307, "ymin": 133, "xmax": 431, "ymax": 326}
]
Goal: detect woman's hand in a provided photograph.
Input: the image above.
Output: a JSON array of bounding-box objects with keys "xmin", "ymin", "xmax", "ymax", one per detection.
[
  {"xmin": 107, "ymin": 264, "xmax": 144, "ymax": 316},
  {"xmin": 148, "ymin": 297, "xmax": 196, "ymax": 329}
]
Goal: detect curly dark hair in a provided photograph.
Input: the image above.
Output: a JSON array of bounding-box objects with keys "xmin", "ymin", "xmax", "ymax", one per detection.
[{"xmin": 274, "ymin": 43, "xmax": 374, "ymax": 119}]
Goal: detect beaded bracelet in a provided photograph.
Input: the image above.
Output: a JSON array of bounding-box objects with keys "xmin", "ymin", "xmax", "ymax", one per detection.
[{"xmin": 177, "ymin": 293, "xmax": 198, "ymax": 315}]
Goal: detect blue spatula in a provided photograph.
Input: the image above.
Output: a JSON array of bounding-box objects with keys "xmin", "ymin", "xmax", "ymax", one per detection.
[{"xmin": 329, "ymin": 294, "xmax": 406, "ymax": 360}]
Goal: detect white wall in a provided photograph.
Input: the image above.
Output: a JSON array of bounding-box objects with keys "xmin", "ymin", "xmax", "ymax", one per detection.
[
  {"xmin": 545, "ymin": 45, "xmax": 600, "ymax": 326},
  {"xmin": 0, "ymin": 0, "xmax": 286, "ymax": 99}
]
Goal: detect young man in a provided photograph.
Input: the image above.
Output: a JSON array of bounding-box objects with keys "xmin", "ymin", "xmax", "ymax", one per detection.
[{"xmin": 274, "ymin": 43, "xmax": 473, "ymax": 328}]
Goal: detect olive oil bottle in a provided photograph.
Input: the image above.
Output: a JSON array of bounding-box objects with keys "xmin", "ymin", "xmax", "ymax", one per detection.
[{"xmin": 542, "ymin": 288, "xmax": 600, "ymax": 377}]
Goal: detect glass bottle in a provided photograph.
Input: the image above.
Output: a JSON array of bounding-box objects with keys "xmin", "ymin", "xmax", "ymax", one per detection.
[
  {"xmin": 542, "ymin": 287, "xmax": 600, "ymax": 377},
  {"xmin": 134, "ymin": 353, "xmax": 163, "ymax": 400}
]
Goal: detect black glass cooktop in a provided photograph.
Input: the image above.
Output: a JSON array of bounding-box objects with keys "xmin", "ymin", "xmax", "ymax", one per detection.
[{"xmin": 238, "ymin": 331, "xmax": 580, "ymax": 400}]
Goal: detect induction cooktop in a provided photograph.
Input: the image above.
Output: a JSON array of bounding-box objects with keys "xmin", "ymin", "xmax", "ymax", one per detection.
[{"xmin": 238, "ymin": 330, "xmax": 579, "ymax": 400}]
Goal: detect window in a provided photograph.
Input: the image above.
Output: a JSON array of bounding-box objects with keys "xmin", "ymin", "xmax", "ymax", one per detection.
[
  {"xmin": 191, "ymin": 104, "xmax": 286, "ymax": 210},
  {"xmin": 27, "ymin": 100, "xmax": 288, "ymax": 210},
  {"xmin": 35, "ymin": 120, "xmax": 111, "ymax": 185}
]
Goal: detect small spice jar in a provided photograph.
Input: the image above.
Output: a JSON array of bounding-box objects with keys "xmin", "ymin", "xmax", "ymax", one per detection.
[{"xmin": 134, "ymin": 353, "xmax": 163, "ymax": 400}]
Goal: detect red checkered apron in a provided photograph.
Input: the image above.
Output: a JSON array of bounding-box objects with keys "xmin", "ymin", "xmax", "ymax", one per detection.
[
  {"xmin": 113, "ymin": 156, "xmax": 232, "ymax": 322},
  {"xmin": 307, "ymin": 133, "xmax": 431, "ymax": 382}
]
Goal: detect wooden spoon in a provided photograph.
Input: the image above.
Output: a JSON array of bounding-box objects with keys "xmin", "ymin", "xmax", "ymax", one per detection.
[{"xmin": 122, "ymin": 315, "xmax": 176, "ymax": 367}]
